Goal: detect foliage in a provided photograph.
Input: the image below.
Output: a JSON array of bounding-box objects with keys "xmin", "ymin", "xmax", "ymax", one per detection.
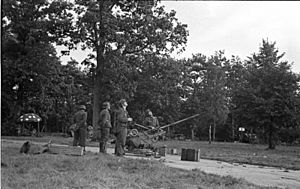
[
  {"xmin": 278, "ymin": 127, "xmax": 300, "ymax": 144},
  {"xmin": 1, "ymin": 0, "xmax": 90, "ymax": 134},
  {"xmin": 131, "ymin": 57, "xmax": 186, "ymax": 126},
  {"xmin": 234, "ymin": 40, "xmax": 300, "ymax": 149},
  {"xmin": 1, "ymin": 36, "xmax": 63, "ymax": 133},
  {"xmin": 223, "ymin": 56, "xmax": 247, "ymax": 141},
  {"xmin": 68, "ymin": 0, "xmax": 189, "ymax": 128},
  {"xmin": 47, "ymin": 59, "xmax": 92, "ymax": 132},
  {"xmin": 180, "ymin": 52, "xmax": 229, "ymax": 141},
  {"xmin": 2, "ymin": 1, "xmax": 300, "ymax": 146}
]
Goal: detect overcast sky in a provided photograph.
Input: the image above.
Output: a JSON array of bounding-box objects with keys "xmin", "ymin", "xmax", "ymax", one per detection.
[
  {"xmin": 58, "ymin": 1, "xmax": 300, "ymax": 73},
  {"xmin": 160, "ymin": 1, "xmax": 300, "ymax": 72}
]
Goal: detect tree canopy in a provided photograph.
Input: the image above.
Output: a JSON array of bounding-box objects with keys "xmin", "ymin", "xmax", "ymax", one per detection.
[{"xmin": 2, "ymin": 1, "xmax": 300, "ymax": 147}]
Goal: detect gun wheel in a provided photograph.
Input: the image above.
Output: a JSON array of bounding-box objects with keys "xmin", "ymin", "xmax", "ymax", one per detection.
[{"xmin": 152, "ymin": 136, "xmax": 159, "ymax": 142}]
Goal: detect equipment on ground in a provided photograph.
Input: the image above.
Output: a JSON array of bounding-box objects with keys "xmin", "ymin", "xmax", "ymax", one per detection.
[{"xmin": 126, "ymin": 114, "xmax": 200, "ymax": 153}]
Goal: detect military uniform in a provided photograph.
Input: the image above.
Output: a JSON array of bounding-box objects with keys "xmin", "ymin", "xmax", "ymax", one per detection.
[
  {"xmin": 114, "ymin": 107, "xmax": 130, "ymax": 156},
  {"xmin": 145, "ymin": 116, "xmax": 159, "ymax": 129},
  {"xmin": 99, "ymin": 108, "xmax": 111, "ymax": 153},
  {"xmin": 73, "ymin": 106, "xmax": 87, "ymax": 148}
]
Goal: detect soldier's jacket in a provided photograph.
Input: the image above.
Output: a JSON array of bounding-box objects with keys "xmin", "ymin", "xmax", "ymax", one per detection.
[
  {"xmin": 74, "ymin": 110, "xmax": 87, "ymax": 128},
  {"xmin": 99, "ymin": 108, "xmax": 111, "ymax": 128},
  {"xmin": 116, "ymin": 108, "xmax": 130, "ymax": 128},
  {"xmin": 145, "ymin": 116, "xmax": 159, "ymax": 128}
]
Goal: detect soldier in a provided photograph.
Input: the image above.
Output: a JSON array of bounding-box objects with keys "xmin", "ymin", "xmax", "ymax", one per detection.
[
  {"xmin": 144, "ymin": 109, "xmax": 160, "ymax": 129},
  {"xmin": 73, "ymin": 105, "xmax": 87, "ymax": 152},
  {"xmin": 99, "ymin": 101, "xmax": 112, "ymax": 153},
  {"xmin": 114, "ymin": 99, "xmax": 133, "ymax": 156},
  {"xmin": 20, "ymin": 140, "xmax": 51, "ymax": 154}
]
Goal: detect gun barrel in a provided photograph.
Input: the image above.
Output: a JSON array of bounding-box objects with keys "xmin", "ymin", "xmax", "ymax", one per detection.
[
  {"xmin": 134, "ymin": 123, "xmax": 150, "ymax": 130},
  {"xmin": 160, "ymin": 114, "xmax": 200, "ymax": 129}
]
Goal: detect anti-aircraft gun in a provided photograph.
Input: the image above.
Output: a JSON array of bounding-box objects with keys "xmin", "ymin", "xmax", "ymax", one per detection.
[{"xmin": 126, "ymin": 114, "xmax": 200, "ymax": 154}]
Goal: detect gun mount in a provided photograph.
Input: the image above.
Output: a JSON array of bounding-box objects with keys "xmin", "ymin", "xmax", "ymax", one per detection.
[{"xmin": 126, "ymin": 114, "xmax": 200, "ymax": 152}]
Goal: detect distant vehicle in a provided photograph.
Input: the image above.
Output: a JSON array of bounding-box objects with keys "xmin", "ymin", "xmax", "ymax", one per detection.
[{"xmin": 240, "ymin": 133, "xmax": 258, "ymax": 143}]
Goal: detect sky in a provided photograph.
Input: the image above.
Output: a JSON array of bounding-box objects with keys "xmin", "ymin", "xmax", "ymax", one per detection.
[
  {"xmin": 160, "ymin": 1, "xmax": 300, "ymax": 72},
  {"xmin": 58, "ymin": 1, "xmax": 300, "ymax": 73}
]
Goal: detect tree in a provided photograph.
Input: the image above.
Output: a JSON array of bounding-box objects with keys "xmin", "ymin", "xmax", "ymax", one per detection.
[
  {"xmin": 180, "ymin": 54, "xmax": 207, "ymax": 140},
  {"xmin": 69, "ymin": 0, "xmax": 188, "ymax": 129},
  {"xmin": 223, "ymin": 56, "xmax": 247, "ymax": 141},
  {"xmin": 200, "ymin": 52, "xmax": 229, "ymax": 143},
  {"xmin": 181, "ymin": 52, "xmax": 228, "ymax": 142},
  {"xmin": 1, "ymin": 0, "xmax": 75, "ymax": 134},
  {"xmin": 235, "ymin": 40, "xmax": 300, "ymax": 149},
  {"xmin": 1, "ymin": 36, "xmax": 63, "ymax": 133},
  {"xmin": 53, "ymin": 59, "xmax": 92, "ymax": 133}
]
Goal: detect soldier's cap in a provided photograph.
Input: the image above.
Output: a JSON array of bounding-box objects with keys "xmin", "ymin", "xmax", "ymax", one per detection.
[
  {"xmin": 119, "ymin": 99, "xmax": 127, "ymax": 106},
  {"xmin": 78, "ymin": 105, "xmax": 86, "ymax": 110},
  {"xmin": 102, "ymin": 101, "xmax": 110, "ymax": 108}
]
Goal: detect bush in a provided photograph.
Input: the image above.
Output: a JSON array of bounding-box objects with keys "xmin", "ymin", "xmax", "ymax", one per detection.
[
  {"xmin": 278, "ymin": 127, "xmax": 300, "ymax": 144},
  {"xmin": 1, "ymin": 121, "xmax": 18, "ymax": 136}
]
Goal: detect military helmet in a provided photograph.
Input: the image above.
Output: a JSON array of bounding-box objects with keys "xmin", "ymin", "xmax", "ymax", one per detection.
[
  {"xmin": 78, "ymin": 105, "xmax": 86, "ymax": 110},
  {"xmin": 102, "ymin": 101, "xmax": 110, "ymax": 108},
  {"xmin": 119, "ymin": 99, "xmax": 127, "ymax": 106}
]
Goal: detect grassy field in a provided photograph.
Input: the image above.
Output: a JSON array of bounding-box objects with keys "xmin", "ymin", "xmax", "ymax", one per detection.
[
  {"xmin": 2, "ymin": 135, "xmax": 300, "ymax": 170},
  {"xmin": 1, "ymin": 141, "xmax": 271, "ymax": 189}
]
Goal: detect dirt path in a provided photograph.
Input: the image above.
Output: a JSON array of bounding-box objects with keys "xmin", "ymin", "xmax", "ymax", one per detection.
[
  {"xmin": 163, "ymin": 154, "xmax": 300, "ymax": 189},
  {"xmin": 3, "ymin": 139, "xmax": 300, "ymax": 189},
  {"xmin": 86, "ymin": 145, "xmax": 300, "ymax": 188}
]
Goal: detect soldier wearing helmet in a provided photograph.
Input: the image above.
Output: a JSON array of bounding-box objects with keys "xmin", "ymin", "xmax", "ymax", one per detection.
[
  {"xmin": 144, "ymin": 109, "xmax": 160, "ymax": 129},
  {"xmin": 114, "ymin": 99, "xmax": 133, "ymax": 156},
  {"xmin": 73, "ymin": 105, "xmax": 87, "ymax": 152},
  {"xmin": 98, "ymin": 101, "xmax": 112, "ymax": 153}
]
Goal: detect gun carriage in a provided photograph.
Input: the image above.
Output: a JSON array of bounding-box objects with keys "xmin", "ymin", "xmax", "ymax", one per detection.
[{"xmin": 125, "ymin": 114, "xmax": 200, "ymax": 155}]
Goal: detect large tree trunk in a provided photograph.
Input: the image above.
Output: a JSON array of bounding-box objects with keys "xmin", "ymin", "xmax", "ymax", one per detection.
[
  {"xmin": 92, "ymin": 90, "xmax": 101, "ymax": 129},
  {"xmin": 92, "ymin": 69, "xmax": 102, "ymax": 129},
  {"xmin": 92, "ymin": 49, "xmax": 105, "ymax": 129},
  {"xmin": 92, "ymin": 1, "xmax": 105, "ymax": 130}
]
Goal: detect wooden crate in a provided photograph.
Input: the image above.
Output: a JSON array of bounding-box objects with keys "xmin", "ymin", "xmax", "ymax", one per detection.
[
  {"xmin": 181, "ymin": 148, "xmax": 200, "ymax": 161},
  {"xmin": 48, "ymin": 145, "xmax": 84, "ymax": 156},
  {"xmin": 170, "ymin": 148, "xmax": 178, "ymax": 155},
  {"xmin": 158, "ymin": 146, "xmax": 167, "ymax": 157}
]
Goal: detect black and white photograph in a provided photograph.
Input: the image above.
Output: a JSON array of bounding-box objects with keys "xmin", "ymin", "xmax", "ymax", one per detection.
[{"xmin": 1, "ymin": 0, "xmax": 300, "ymax": 188}]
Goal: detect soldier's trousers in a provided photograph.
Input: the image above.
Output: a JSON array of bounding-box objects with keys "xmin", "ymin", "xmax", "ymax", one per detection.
[
  {"xmin": 114, "ymin": 127, "xmax": 127, "ymax": 156},
  {"xmin": 73, "ymin": 129, "xmax": 80, "ymax": 146},
  {"xmin": 73, "ymin": 128, "xmax": 86, "ymax": 147},
  {"xmin": 99, "ymin": 127, "xmax": 110, "ymax": 153}
]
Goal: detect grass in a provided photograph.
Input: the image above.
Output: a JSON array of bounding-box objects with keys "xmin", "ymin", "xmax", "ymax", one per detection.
[
  {"xmin": 2, "ymin": 134, "xmax": 300, "ymax": 170},
  {"xmin": 156, "ymin": 140, "xmax": 300, "ymax": 170},
  {"xmin": 1, "ymin": 141, "xmax": 272, "ymax": 189}
]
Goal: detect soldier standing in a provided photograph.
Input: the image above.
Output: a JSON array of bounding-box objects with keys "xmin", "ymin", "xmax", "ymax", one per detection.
[
  {"xmin": 144, "ymin": 109, "xmax": 160, "ymax": 129},
  {"xmin": 99, "ymin": 101, "xmax": 112, "ymax": 153},
  {"xmin": 73, "ymin": 105, "xmax": 87, "ymax": 152},
  {"xmin": 114, "ymin": 99, "xmax": 133, "ymax": 156}
]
